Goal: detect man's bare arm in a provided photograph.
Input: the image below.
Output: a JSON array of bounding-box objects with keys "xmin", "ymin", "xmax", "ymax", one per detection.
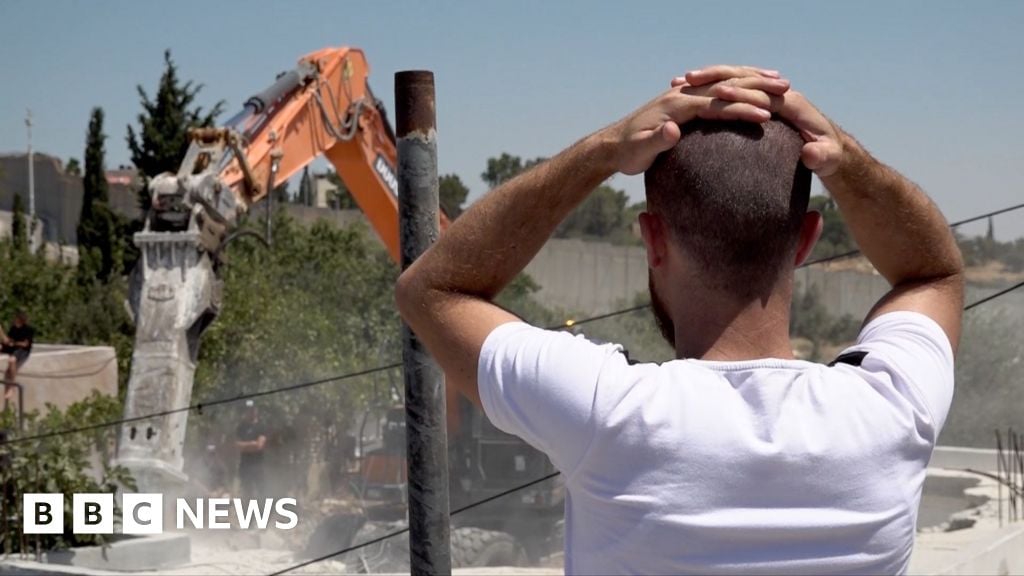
[
  {"xmin": 397, "ymin": 68, "xmax": 790, "ymax": 406},
  {"xmin": 823, "ymin": 132, "xmax": 963, "ymax": 347},
  {"xmin": 761, "ymin": 89, "xmax": 964, "ymax": 352}
]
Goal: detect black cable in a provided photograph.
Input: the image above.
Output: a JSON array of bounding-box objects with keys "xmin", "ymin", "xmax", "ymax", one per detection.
[
  {"xmin": 800, "ymin": 201, "xmax": 1024, "ymax": 268},
  {"xmin": 963, "ymin": 280, "xmax": 1024, "ymax": 311},
  {"xmin": 450, "ymin": 471, "xmax": 561, "ymax": 515},
  {"xmin": 552, "ymin": 275, "xmax": 1024, "ymax": 329},
  {"xmin": 949, "ymin": 201, "xmax": 1024, "ymax": 228},
  {"xmin": 0, "ymin": 361, "xmax": 401, "ymax": 447},
  {"xmin": 549, "ymin": 304, "xmax": 651, "ymax": 330},
  {"xmin": 270, "ymin": 471, "xmax": 562, "ymax": 575}
]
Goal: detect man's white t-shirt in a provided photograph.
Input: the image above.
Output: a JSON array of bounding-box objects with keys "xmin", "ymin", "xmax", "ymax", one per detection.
[{"xmin": 477, "ymin": 311, "xmax": 954, "ymax": 575}]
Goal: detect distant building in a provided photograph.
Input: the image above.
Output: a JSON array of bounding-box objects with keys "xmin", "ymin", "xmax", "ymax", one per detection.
[
  {"xmin": 105, "ymin": 166, "xmax": 143, "ymax": 221},
  {"xmin": 0, "ymin": 153, "xmax": 82, "ymax": 244},
  {"xmin": 313, "ymin": 174, "xmax": 337, "ymax": 209},
  {"xmin": 0, "ymin": 154, "xmax": 143, "ymax": 246}
]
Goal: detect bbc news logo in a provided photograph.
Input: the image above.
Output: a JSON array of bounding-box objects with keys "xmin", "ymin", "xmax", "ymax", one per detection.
[{"xmin": 23, "ymin": 494, "xmax": 298, "ymax": 534}]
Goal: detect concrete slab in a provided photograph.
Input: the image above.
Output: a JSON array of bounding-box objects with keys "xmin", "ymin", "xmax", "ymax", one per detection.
[
  {"xmin": 46, "ymin": 533, "xmax": 189, "ymax": 572},
  {"xmin": 1, "ymin": 344, "xmax": 117, "ymax": 414}
]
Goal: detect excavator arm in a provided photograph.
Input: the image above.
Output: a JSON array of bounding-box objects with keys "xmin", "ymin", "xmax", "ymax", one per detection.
[{"xmin": 117, "ymin": 46, "xmax": 447, "ymax": 490}]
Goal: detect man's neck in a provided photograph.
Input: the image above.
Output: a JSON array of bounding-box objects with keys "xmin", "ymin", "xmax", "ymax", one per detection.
[{"xmin": 671, "ymin": 285, "xmax": 795, "ymax": 361}]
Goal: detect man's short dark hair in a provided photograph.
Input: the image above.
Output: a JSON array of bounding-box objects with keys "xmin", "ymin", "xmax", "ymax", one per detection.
[
  {"xmin": 644, "ymin": 118, "xmax": 812, "ymax": 298},
  {"xmin": 14, "ymin": 310, "xmax": 27, "ymax": 322}
]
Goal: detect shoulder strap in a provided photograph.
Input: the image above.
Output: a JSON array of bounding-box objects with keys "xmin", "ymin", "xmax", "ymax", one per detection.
[{"xmin": 828, "ymin": 350, "xmax": 868, "ymax": 367}]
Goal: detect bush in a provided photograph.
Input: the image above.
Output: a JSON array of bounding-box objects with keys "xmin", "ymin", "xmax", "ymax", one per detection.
[{"xmin": 0, "ymin": 392, "xmax": 133, "ymax": 556}]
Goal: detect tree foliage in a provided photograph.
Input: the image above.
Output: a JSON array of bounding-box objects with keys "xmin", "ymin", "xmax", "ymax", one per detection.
[
  {"xmin": 940, "ymin": 304, "xmax": 1024, "ymax": 446},
  {"xmin": 808, "ymin": 195, "xmax": 857, "ymax": 261},
  {"xmin": 320, "ymin": 170, "xmax": 359, "ymax": 210},
  {"xmin": 126, "ymin": 50, "xmax": 224, "ymax": 212},
  {"xmin": 481, "ymin": 153, "xmax": 546, "ymax": 190},
  {"xmin": 439, "ymin": 174, "xmax": 469, "ymax": 218},
  {"xmin": 183, "ymin": 214, "xmax": 556, "ymax": 497},
  {"xmin": 65, "ymin": 158, "xmax": 81, "ymax": 177},
  {"xmin": 482, "ymin": 153, "xmax": 643, "ymax": 245},
  {"xmin": 298, "ymin": 167, "xmax": 314, "ymax": 206},
  {"xmin": 77, "ymin": 107, "xmax": 125, "ymax": 282},
  {"xmin": 9, "ymin": 193, "xmax": 28, "ymax": 255},
  {"xmin": 0, "ymin": 241, "xmax": 135, "ymax": 394},
  {"xmin": 789, "ymin": 286, "xmax": 860, "ymax": 360},
  {"xmin": 956, "ymin": 224, "xmax": 1024, "ymax": 273},
  {"xmin": 0, "ymin": 392, "xmax": 134, "ymax": 555}
]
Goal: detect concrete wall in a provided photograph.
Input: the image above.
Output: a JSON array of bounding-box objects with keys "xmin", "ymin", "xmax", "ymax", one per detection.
[
  {"xmin": 525, "ymin": 238, "xmax": 648, "ymax": 314},
  {"xmin": 0, "ymin": 153, "xmax": 83, "ymax": 244},
  {"xmin": 1, "ymin": 344, "xmax": 118, "ymax": 413},
  {"xmin": 793, "ymin": 266, "xmax": 889, "ymax": 320},
  {"xmin": 522, "ymin": 238, "xmax": 1024, "ymax": 323},
  {"xmin": 521, "ymin": 238, "xmax": 894, "ymax": 317}
]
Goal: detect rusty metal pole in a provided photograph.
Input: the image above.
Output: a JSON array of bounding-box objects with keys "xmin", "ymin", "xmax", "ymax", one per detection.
[{"xmin": 396, "ymin": 70, "xmax": 452, "ymax": 576}]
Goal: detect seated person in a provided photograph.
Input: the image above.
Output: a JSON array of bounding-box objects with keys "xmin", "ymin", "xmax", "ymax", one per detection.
[{"xmin": 2, "ymin": 311, "xmax": 34, "ymax": 399}]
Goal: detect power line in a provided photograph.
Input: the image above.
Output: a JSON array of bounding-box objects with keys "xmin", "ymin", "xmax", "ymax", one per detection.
[
  {"xmin": 800, "ymin": 201, "xmax": 1024, "ymax": 268},
  {"xmin": 964, "ymin": 279, "xmax": 1024, "ymax": 311},
  {"xmin": 0, "ymin": 362, "xmax": 401, "ymax": 447},
  {"xmin": 270, "ymin": 471, "xmax": 561, "ymax": 576},
  {"xmin": 554, "ymin": 276, "xmax": 1024, "ymax": 330},
  {"xmin": 950, "ymin": 201, "xmax": 1024, "ymax": 228},
  {"xmin": 552, "ymin": 304, "xmax": 650, "ymax": 330}
]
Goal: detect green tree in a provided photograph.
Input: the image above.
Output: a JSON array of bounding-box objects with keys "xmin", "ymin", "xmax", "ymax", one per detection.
[
  {"xmin": 481, "ymin": 153, "xmax": 641, "ymax": 244},
  {"xmin": 325, "ymin": 170, "xmax": 470, "ymax": 216},
  {"xmin": 0, "ymin": 233, "xmax": 135, "ymax": 395},
  {"xmin": 556, "ymin": 184, "xmax": 630, "ymax": 240},
  {"xmin": 322, "ymin": 170, "xmax": 358, "ymax": 209},
  {"xmin": 0, "ymin": 393, "xmax": 133, "ymax": 554},
  {"xmin": 77, "ymin": 107, "xmax": 124, "ymax": 281},
  {"xmin": 65, "ymin": 158, "xmax": 82, "ymax": 177},
  {"xmin": 127, "ymin": 49, "xmax": 224, "ymax": 213},
  {"xmin": 481, "ymin": 153, "xmax": 546, "ymax": 189},
  {"xmin": 298, "ymin": 166, "xmax": 314, "ymax": 206},
  {"xmin": 10, "ymin": 193, "xmax": 28, "ymax": 254},
  {"xmin": 439, "ymin": 173, "xmax": 469, "ymax": 218},
  {"xmin": 808, "ymin": 195, "xmax": 857, "ymax": 261},
  {"xmin": 941, "ymin": 306, "xmax": 1024, "ymax": 446},
  {"xmin": 273, "ymin": 179, "xmax": 291, "ymax": 204}
]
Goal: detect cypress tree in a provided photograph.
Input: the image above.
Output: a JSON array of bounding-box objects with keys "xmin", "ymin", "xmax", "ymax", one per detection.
[
  {"xmin": 77, "ymin": 107, "xmax": 121, "ymax": 281},
  {"xmin": 126, "ymin": 49, "xmax": 224, "ymax": 213},
  {"xmin": 10, "ymin": 193, "xmax": 27, "ymax": 254}
]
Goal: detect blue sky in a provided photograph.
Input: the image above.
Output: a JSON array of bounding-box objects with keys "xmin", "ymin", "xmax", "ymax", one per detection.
[{"xmin": 2, "ymin": 0, "xmax": 1022, "ymax": 239}]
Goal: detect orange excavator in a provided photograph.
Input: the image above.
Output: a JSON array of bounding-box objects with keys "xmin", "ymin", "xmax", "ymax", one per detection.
[
  {"xmin": 115, "ymin": 46, "xmax": 448, "ymax": 487},
  {"xmin": 116, "ymin": 46, "xmax": 561, "ymax": 570}
]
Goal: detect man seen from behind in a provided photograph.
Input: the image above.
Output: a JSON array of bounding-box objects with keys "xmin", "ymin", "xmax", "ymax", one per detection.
[{"xmin": 396, "ymin": 65, "xmax": 963, "ymax": 574}]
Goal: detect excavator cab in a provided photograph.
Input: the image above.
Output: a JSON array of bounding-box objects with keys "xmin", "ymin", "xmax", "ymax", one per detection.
[{"xmin": 313, "ymin": 395, "xmax": 561, "ymax": 571}]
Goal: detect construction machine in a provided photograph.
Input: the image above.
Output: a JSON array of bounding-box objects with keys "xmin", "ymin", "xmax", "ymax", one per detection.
[
  {"xmin": 115, "ymin": 46, "xmax": 409, "ymax": 491},
  {"xmin": 116, "ymin": 46, "xmax": 563, "ymax": 569}
]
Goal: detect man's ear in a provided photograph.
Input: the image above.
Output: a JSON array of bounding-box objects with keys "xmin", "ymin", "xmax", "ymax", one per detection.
[
  {"xmin": 639, "ymin": 211, "xmax": 668, "ymax": 268},
  {"xmin": 794, "ymin": 210, "xmax": 824, "ymax": 266}
]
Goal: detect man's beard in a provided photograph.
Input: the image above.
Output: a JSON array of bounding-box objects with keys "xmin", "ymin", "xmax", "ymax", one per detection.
[{"xmin": 649, "ymin": 270, "xmax": 675, "ymax": 349}]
